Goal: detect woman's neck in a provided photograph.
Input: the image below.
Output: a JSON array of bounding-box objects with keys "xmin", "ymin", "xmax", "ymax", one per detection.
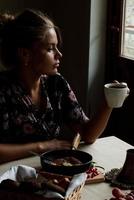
[{"xmin": 17, "ymin": 67, "xmax": 42, "ymax": 106}]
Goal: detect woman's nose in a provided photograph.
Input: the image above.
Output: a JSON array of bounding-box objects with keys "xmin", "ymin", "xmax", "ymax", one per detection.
[
  {"xmin": 56, "ymin": 48, "xmax": 62, "ymax": 59},
  {"xmin": 58, "ymin": 50, "xmax": 62, "ymax": 58}
]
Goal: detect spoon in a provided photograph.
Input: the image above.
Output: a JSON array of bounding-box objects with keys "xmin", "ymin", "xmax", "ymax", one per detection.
[{"xmin": 72, "ymin": 133, "xmax": 81, "ymax": 150}]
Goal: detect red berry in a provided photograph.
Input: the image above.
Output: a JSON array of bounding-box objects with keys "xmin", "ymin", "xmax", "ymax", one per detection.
[{"xmin": 112, "ymin": 188, "xmax": 125, "ymax": 198}]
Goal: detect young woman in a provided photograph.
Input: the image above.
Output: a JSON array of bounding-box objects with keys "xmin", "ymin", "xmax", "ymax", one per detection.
[{"xmin": 0, "ymin": 9, "xmax": 113, "ymax": 163}]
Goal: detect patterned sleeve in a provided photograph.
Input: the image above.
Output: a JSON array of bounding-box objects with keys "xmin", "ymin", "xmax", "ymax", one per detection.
[
  {"xmin": 59, "ymin": 75, "xmax": 89, "ymax": 130},
  {"xmin": 0, "ymin": 90, "xmax": 10, "ymax": 142}
]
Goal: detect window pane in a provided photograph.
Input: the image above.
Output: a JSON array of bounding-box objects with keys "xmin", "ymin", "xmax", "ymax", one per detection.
[{"xmin": 121, "ymin": 0, "xmax": 134, "ymax": 60}]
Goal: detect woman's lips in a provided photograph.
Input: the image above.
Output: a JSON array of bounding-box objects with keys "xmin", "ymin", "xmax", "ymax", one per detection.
[{"xmin": 54, "ymin": 63, "xmax": 60, "ymax": 67}]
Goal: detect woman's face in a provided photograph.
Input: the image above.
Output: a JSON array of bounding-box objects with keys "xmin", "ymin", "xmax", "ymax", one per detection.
[{"xmin": 28, "ymin": 28, "xmax": 62, "ymax": 76}]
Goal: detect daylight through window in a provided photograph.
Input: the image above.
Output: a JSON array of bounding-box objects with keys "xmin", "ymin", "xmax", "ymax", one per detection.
[{"xmin": 121, "ymin": 0, "xmax": 134, "ymax": 60}]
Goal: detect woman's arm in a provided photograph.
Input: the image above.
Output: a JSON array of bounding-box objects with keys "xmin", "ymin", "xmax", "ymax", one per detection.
[
  {"xmin": 60, "ymin": 76, "xmax": 113, "ymax": 144},
  {"xmin": 80, "ymin": 100, "xmax": 113, "ymax": 144},
  {"xmin": 0, "ymin": 139, "xmax": 72, "ymax": 164}
]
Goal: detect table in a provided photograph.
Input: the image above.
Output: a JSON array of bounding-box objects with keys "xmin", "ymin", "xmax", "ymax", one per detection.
[
  {"xmin": 79, "ymin": 136, "xmax": 134, "ymax": 200},
  {"xmin": 0, "ymin": 136, "xmax": 133, "ymax": 200}
]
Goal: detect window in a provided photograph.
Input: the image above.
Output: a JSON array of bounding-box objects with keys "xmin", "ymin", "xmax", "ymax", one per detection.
[
  {"xmin": 121, "ymin": 0, "xmax": 134, "ymax": 59},
  {"xmin": 104, "ymin": 0, "xmax": 134, "ymax": 146}
]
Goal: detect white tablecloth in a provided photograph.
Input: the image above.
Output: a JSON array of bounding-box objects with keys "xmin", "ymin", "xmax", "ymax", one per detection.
[{"xmin": 79, "ymin": 136, "xmax": 134, "ymax": 200}]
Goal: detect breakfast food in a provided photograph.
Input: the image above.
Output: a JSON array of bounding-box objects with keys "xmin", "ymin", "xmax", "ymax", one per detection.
[
  {"xmin": 0, "ymin": 179, "xmax": 45, "ymax": 200},
  {"xmin": 110, "ymin": 187, "xmax": 134, "ymax": 200},
  {"xmin": 19, "ymin": 180, "xmax": 42, "ymax": 192},
  {"xmin": 39, "ymin": 171, "xmax": 72, "ymax": 192},
  {"xmin": 86, "ymin": 166, "xmax": 105, "ymax": 184},
  {"xmin": 0, "ymin": 171, "xmax": 72, "ymax": 196},
  {"xmin": 0, "ymin": 178, "xmax": 41, "ymax": 193},
  {"xmin": 0, "ymin": 179, "xmax": 20, "ymax": 190},
  {"xmin": 52, "ymin": 156, "xmax": 82, "ymax": 166}
]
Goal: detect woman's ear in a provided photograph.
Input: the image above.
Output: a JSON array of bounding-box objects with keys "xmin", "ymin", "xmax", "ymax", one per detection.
[{"xmin": 17, "ymin": 48, "xmax": 30, "ymax": 67}]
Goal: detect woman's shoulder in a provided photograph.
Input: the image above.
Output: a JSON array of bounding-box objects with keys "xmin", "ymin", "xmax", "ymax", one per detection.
[
  {"xmin": 41, "ymin": 73, "xmax": 70, "ymax": 93},
  {"xmin": 42, "ymin": 73, "xmax": 68, "ymax": 86},
  {"xmin": 42, "ymin": 73, "xmax": 65, "ymax": 81}
]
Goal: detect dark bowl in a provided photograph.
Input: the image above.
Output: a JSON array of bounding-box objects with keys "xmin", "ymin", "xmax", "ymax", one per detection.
[{"xmin": 40, "ymin": 149, "xmax": 92, "ymax": 176}]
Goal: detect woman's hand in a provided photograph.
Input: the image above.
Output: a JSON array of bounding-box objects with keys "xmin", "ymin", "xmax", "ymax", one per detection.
[
  {"xmin": 0, "ymin": 139, "xmax": 72, "ymax": 164},
  {"xmin": 38, "ymin": 139, "xmax": 72, "ymax": 153}
]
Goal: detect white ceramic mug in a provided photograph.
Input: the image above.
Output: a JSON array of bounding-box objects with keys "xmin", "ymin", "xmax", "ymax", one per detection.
[{"xmin": 104, "ymin": 82, "xmax": 130, "ymax": 108}]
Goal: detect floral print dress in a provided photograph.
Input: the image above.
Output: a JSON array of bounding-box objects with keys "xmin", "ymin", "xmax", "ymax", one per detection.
[{"xmin": 0, "ymin": 70, "xmax": 89, "ymax": 143}]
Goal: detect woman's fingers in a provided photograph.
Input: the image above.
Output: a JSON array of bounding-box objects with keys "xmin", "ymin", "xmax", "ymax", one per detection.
[
  {"xmin": 48, "ymin": 139, "xmax": 72, "ymax": 150},
  {"xmin": 113, "ymin": 80, "xmax": 120, "ymax": 84}
]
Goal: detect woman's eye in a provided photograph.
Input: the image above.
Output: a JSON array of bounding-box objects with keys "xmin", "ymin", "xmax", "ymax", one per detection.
[
  {"xmin": 47, "ymin": 46, "xmax": 55, "ymax": 51},
  {"xmin": 47, "ymin": 47, "xmax": 53, "ymax": 51},
  {"xmin": 47, "ymin": 45, "xmax": 60, "ymax": 53}
]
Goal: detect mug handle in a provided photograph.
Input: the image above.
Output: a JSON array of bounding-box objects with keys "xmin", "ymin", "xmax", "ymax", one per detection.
[{"xmin": 126, "ymin": 87, "xmax": 130, "ymax": 98}]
